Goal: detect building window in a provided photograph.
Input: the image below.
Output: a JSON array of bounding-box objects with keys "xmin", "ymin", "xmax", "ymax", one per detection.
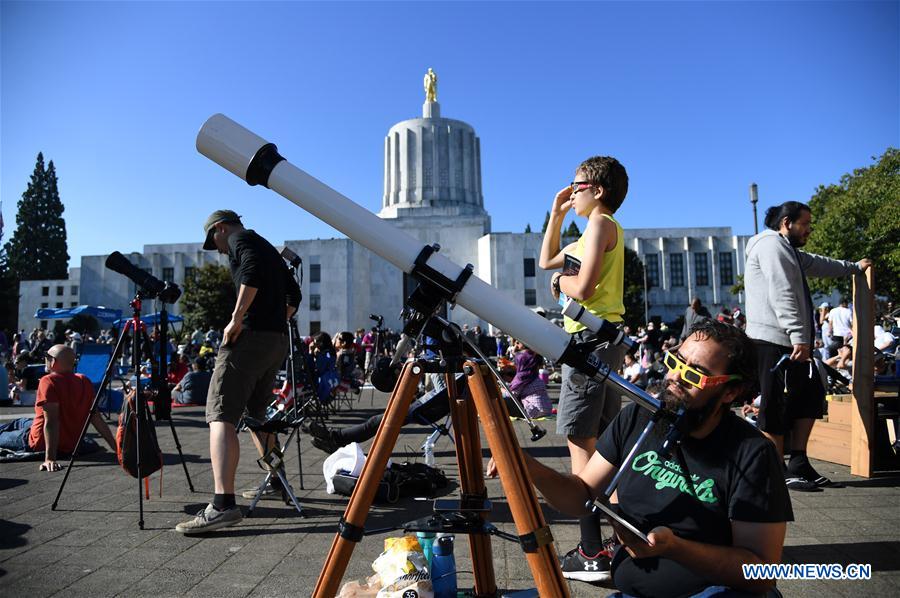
[
  {"xmin": 309, "ymin": 320, "xmax": 321, "ymax": 335},
  {"xmin": 56, "ymin": 302, "xmax": 63, "ymax": 308},
  {"xmin": 184, "ymin": 266, "xmax": 195, "ymax": 280},
  {"xmin": 41, "ymin": 320, "xmax": 48, "ymax": 329},
  {"xmin": 42, "ymin": 286, "xmax": 49, "ymax": 296},
  {"xmin": 162, "ymin": 267, "xmax": 174, "ymax": 281},
  {"xmin": 310, "ymin": 294, "xmax": 321, "ymax": 311},
  {"xmin": 310, "ymin": 264, "xmax": 321, "ymax": 283},
  {"xmin": 70, "ymin": 302, "xmax": 78, "ymax": 307},
  {"xmin": 523, "ymin": 258, "xmax": 535, "ymax": 278},
  {"xmin": 670, "ymin": 254, "xmax": 685, "ymax": 287},
  {"xmin": 41, "ymin": 302, "xmax": 48, "ymax": 308},
  {"xmin": 70, "ymin": 285, "xmax": 78, "ymax": 295},
  {"xmin": 644, "ymin": 254, "xmax": 660, "ymax": 287},
  {"xmin": 56, "ymin": 286, "xmax": 64, "ymax": 296},
  {"xmin": 524, "ymin": 288, "xmax": 537, "ymax": 306},
  {"xmin": 719, "ymin": 252, "xmax": 734, "ymax": 286},
  {"xmin": 694, "ymin": 253, "xmax": 709, "ymax": 287}
]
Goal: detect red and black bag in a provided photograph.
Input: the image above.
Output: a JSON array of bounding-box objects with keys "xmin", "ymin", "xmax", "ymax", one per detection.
[{"xmin": 116, "ymin": 392, "xmax": 163, "ymax": 482}]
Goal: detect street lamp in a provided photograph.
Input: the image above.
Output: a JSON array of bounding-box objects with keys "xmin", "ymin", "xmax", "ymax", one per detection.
[{"xmin": 749, "ymin": 183, "xmax": 759, "ymax": 235}]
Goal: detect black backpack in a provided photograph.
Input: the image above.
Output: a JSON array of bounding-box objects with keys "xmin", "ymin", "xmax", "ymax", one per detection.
[
  {"xmin": 332, "ymin": 462, "xmax": 449, "ymax": 503},
  {"xmin": 116, "ymin": 392, "xmax": 163, "ymax": 480}
]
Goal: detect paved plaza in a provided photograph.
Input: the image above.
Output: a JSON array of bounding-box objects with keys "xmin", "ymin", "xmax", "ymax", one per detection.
[{"xmin": 1, "ymin": 385, "xmax": 899, "ymax": 597}]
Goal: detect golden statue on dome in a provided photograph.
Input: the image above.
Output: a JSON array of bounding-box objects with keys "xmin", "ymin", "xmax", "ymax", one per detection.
[{"xmin": 424, "ymin": 68, "xmax": 438, "ymax": 103}]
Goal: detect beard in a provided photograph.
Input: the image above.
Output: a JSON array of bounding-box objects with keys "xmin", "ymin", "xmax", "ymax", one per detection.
[
  {"xmin": 786, "ymin": 230, "xmax": 806, "ymax": 247},
  {"xmin": 654, "ymin": 384, "xmax": 726, "ymax": 437}
]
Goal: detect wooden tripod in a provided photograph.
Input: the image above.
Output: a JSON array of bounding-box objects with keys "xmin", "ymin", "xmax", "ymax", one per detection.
[{"xmin": 312, "ymin": 359, "xmax": 569, "ymax": 597}]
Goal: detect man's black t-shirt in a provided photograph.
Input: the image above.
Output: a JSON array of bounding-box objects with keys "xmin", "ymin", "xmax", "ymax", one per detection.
[
  {"xmin": 597, "ymin": 403, "xmax": 793, "ymax": 598},
  {"xmin": 227, "ymin": 230, "xmax": 301, "ymax": 333}
]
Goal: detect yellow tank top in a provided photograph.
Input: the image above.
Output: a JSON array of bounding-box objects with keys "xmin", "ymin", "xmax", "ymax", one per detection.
[{"xmin": 563, "ymin": 214, "xmax": 625, "ymax": 334}]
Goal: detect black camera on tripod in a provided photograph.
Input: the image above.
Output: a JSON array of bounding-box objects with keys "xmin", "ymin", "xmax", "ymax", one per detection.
[{"xmin": 105, "ymin": 251, "xmax": 182, "ymax": 303}]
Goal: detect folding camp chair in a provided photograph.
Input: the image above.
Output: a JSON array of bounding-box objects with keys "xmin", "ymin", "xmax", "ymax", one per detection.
[{"xmin": 76, "ymin": 343, "xmax": 125, "ymax": 418}]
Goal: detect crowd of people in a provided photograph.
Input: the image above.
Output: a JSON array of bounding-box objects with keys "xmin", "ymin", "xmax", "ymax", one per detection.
[{"xmin": 3, "ymin": 185, "xmax": 898, "ymax": 596}]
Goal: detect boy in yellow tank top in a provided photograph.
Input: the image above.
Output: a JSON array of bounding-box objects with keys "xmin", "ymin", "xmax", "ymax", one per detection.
[{"xmin": 539, "ymin": 155, "xmax": 628, "ymax": 581}]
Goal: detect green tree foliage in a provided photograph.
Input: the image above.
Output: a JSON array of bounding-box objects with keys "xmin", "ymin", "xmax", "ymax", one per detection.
[
  {"xmin": 541, "ymin": 211, "xmax": 550, "ymax": 233},
  {"xmin": 0, "ymin": 210, "xmax": 18, "ymax": 331},
  {"xmin": 180, "ymin": 263, "xmax": 236, "ymax": 332},
  {"xmin": 5, "ymin": 153, "xmax": 69, "ymax": 280},
  {"xmin": 564, "ymin": 221, "xmax": 581, "ymax": 238},
  {"xmin": 623, "ymin": 247, "xmax": 646, "ymax": 329},
  {"xmin": 804, "ymin": 148, "xmax": 899, "ymax": 301},
  {"xmin": 524, "ymin": 223, "xmax": 532, "ymax": 233},
  {"xmin": 67, "ymin": 313, "xmax": 100, "ymax": 336}
]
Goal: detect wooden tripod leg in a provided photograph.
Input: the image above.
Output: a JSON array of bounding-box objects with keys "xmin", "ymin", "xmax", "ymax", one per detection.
[
  {"xmin": 445, "ymin": 373, "xmax": 498, "ymax": 597},
  {"xmin": 312, "ymin": 362, "xmax": 424, "ymax": 598},
  {"xmin": 465, "ymin": 362, "xmax": 570, "ymax": 597}
]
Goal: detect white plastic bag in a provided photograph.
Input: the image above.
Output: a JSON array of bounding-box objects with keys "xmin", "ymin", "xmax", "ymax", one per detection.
[{"xmin": 323, "ymin": 442, "xmax": 367, "ymax": 494}]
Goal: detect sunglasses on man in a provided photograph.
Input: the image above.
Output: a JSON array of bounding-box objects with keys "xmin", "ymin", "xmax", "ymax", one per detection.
[{"xmin": 663, "ymin": 351, "xmax": 742, "ymax": 389}]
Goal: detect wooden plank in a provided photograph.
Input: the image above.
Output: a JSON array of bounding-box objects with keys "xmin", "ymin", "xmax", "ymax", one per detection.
[
  {"xmin": 809, "ymin": 419, "xmax": 852, "ymax": 466},
  {"xmin": 850, "ymin": 269, "xmax": 875, "ymax": 477},
  {"xmin": 808, "ymin": 436, "xmax": 851, "ymax": 466},
  {"xmin": 827, "ymin": 400, "xmax": 852, "ymax": 426}
]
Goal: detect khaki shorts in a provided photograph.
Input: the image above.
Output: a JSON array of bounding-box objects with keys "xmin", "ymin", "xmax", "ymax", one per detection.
[
  {"xmin": 556, "ymin": 330, "xmax": 627, "ymax": 439},
  {"xmin": 206, "ymin": 329, "xmax": 288, "ymax": 426}
]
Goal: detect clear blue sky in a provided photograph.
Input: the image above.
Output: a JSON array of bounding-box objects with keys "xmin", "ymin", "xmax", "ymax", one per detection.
[{"xmin": 2, "ymin": 1, "xmax": 897, "ymax": 267}]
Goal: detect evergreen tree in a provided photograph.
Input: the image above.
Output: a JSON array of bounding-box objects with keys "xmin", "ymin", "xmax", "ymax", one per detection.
[
  {"xmin": 541, "ymin": 211, "xmax": 550, "ymax": 233},
  {"xmin": 5, "ymin": 153, "xmax": 70, "ymax": 280},
  {"xmin": 564, "ymin": 221, "xmax": 581, "ymax": 238},
  {"xmin": 623, "ymin": 247, "xmax": 646, "ymax": 330},
  {"xmin": 525, "ymin": 223, "xmax": 532, "ymax": 233},
  {"xmin": 180, "ymin": 263, "xmax": 237, "ymax": 332},
  {"xmin": 0, "ymin": 204, "xmax": 19, "ymax": 331}
]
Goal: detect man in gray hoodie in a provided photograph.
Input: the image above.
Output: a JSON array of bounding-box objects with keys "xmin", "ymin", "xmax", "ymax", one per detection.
[{"xmin": 745, "ymin": 200, "xmax": 871, "ymax": 490}]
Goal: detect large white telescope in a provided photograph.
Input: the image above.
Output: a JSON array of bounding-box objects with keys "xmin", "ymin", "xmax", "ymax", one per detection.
[{"xmin": 195, "ymin": 113, "xmax": 660, "ymax": 414}]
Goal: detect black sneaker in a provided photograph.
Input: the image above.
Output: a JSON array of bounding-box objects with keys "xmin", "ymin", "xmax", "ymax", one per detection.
[
  {"xmin": 784, "ymin": 475, "xmax": 820, "ymax": 492},
  {"xmin": 788, "ymin": 462, "xmax": 845, "ymax": 489},
  {"xmin": 559, "ymin": 543, "xmax": 611, "ymax": 582}
]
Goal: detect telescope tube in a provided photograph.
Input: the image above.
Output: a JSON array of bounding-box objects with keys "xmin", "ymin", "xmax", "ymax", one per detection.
[{"xmin": 197, "ymin": 114, "xmax": 571, "ymax": 362}]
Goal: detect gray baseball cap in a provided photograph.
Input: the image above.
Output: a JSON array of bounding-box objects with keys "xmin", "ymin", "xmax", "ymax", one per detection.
[{"xmin": 202, "ymin": 209, "xmax": 241, "ymax": 250}]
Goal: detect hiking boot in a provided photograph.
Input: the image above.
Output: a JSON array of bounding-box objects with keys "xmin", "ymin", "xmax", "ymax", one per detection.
[
  {"xmin": 240, "ymin": 480, "xmax": 283, "ymax": 500},
  {"xmin": 559, "ymin": 543, "xmax": 611, "ymax": 582},
  {"xmin": 175, "ymin": 503, "xmax": 242, "ymax": 534}
]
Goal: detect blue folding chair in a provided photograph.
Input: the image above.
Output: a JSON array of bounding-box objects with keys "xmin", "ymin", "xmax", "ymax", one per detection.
[{"xmin": 75, "ymin": 343, "xmax": 124, "ymax": 417}]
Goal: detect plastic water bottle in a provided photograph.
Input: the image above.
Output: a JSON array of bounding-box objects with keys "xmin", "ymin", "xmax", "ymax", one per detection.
[
  {"xmin": 431, "ymin": 534, "xmax": 457, "ymax": 598},
  {"xmin": 423, "ymin": 436, "xmax": 436, "ymax": 467},
  {"xmin": 416, "ymin": 530, "xmax": 436, "ymax": 570}
]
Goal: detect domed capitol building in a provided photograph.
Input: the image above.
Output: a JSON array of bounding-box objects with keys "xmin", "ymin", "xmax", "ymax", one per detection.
[{"xmin": 20, "ymin": 72, "xmax": 750, "ymax": 334}]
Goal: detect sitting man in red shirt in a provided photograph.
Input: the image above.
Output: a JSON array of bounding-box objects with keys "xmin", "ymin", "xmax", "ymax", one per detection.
[{"xmin": 0, "ymin": 344, "xmax": 116, "ymax": 471}]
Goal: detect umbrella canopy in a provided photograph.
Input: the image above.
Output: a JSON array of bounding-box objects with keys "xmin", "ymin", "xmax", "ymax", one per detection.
[
  {"xmin": 34, "ymin": 305, "xmax": 123, "ymax": 323},
  {"xmin": 112, "ymin": 312, "xmax": 184, "ymax": 327}
]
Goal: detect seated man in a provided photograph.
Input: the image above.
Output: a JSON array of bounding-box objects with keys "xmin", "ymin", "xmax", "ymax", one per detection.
[
  {"xmin": 488, "ymin": 320, "xmax": 791, "ymax": 597},
  {"xmin": 172, "ymin": 358, "xmax": 212, "ymax": 405},
  {"xmin": 0, "ymin": 344, "xmax": 116, "ymax": 471}
]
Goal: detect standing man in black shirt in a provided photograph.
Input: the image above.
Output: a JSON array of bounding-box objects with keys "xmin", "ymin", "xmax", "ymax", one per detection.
[
  {"xmin": 176, "ymin": 210, "xmax": 301, "ymax": 534},
  {"xmin": 488, "ymin": 320, "xmax": 792, "ymax": 596}
]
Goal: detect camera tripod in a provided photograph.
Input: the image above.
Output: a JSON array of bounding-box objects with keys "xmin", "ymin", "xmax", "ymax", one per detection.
[
  {"xmin": 312, "ymin": 335, "xmax": 569, "ymax": 597},
  {"xmin": 51, "ymin": 293, "xmax": 194, "ymax": 529}
]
